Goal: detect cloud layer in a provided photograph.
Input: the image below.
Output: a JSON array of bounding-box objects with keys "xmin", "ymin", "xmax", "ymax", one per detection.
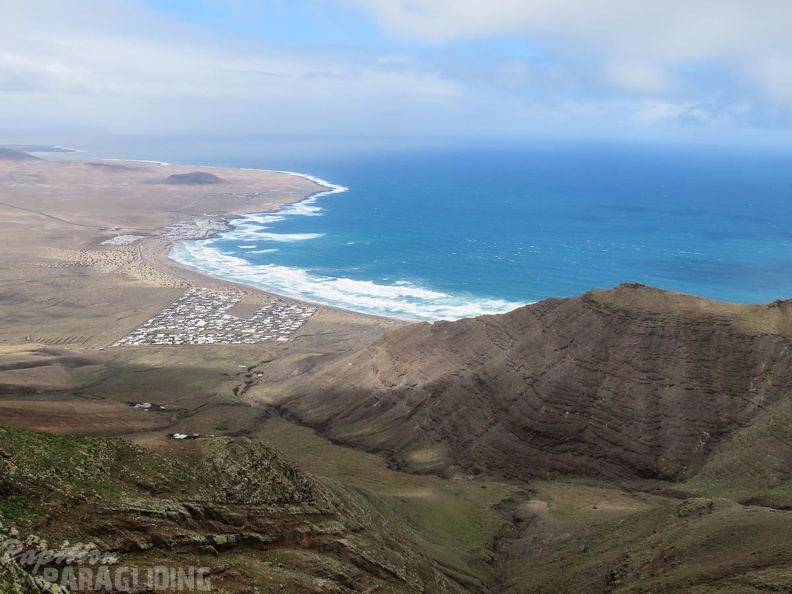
[{"xmin": 2, "ymin": 0, "xmax": 792, "ymax": 145}]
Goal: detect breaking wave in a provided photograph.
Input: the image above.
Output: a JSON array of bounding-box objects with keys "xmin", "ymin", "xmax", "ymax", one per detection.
[
  {"xmin": 170, "ymin": 242, "xmax": 522, "ymax": 321},
  {"xmin": 168, "ymin": 172, "xmax": 524, "ymax": 321}
]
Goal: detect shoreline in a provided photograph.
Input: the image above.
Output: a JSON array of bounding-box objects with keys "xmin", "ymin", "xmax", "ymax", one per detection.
[
  {"xmin": 162, "ymin": 187, "xmax": 525, "ymax": 322},
  {"xmin": 0, "ymin": 151, "xmax": 409, "ymax": 348},
  {"xmin": 131, "ymin": 160, "xmax": 427, "ymax": 323},
  {"xmin": 21, "ymin": 152, "xmax": 520, "ymax": 323},
  {"xmin": 76, "ymin": 157, "xmax": 406, "ymax": 325},
  {"xmin": 7, "ymin": 151, "xmax": 517, "ymax": 326}
]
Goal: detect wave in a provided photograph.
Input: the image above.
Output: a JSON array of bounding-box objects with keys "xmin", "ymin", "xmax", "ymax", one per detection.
[
  {"xmin": 167, "ymin": 170, "xmax": 524, "ymax": 321},
  {"xmin": 97, "ymin": 157, "xmax": 171, "ymax": 165},
  {"xmin": 243, "ymin": 214, "xmax": 286, "ymax": 224},
  {"xmin": 280, "ymin": 197, "xmax": 324, "ymax": 217},
  {"xmin": 213, "ymin": 176, "xmax": 341, "ymax": 241},
  {"xmin": 273, "ymin": 170, "xmax": 349, "ymax": 198},
  {"xmin": 170, "ymin": 242, "xmax": 524, "ymax": 321}
]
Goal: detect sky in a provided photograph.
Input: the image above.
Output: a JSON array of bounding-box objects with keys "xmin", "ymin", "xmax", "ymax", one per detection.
[{"xmin": 3, "ymin": 0, "xmax": 792, "ymax": 148}]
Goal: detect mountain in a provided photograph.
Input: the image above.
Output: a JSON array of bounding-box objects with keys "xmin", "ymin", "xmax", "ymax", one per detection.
[
  {"xmin": 6, "ymin": 284, "xmax": 792, "ymax": 592},
  {"xmin": 254, "ymin": 284, "xmax": 792, "ymax": 482}
]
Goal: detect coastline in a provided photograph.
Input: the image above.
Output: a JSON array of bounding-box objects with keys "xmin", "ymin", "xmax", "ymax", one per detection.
[
  {"xmin": 162, "ymin": 168, "xmax": 525, "ymax": 322},
  {"xmin": 90, "ymin": 159, "xmax": 406, "ymax": 325},
  {"xmin": 120, "ymin": 164, "xmax": 410, "ymax": 324},
  {"xmin": 0, "ymin": 150, "xmax": 408, "ymax": 453},
  {"xmin": 0, "ymin": 153, "xmax": 408, "ymax": 348},
  {"xmin": 145, "ymin": 163, "xmax": 440, "ymax": 323}
]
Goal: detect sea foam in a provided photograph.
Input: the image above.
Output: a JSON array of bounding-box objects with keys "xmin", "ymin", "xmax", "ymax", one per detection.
[
  {"xmin": 170, "ymin": 242, "xmax": 522, "ymax": 321},
  {"xmin": 168, "ymin": 171, "xmax": 523, "ymax": 321}
]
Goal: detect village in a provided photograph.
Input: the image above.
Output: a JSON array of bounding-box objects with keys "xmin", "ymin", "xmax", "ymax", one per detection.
[{"xmin": 113, "ymin": 287, "xmax": 316, "ymax": 346}]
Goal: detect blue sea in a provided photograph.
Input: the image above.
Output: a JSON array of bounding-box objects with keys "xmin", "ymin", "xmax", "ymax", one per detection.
[{"xmin": 90, "ymin": 138, "xmax": 792, "ymax": 320}]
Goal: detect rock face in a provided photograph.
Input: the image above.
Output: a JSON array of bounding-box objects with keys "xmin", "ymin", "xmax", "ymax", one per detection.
[
  {"xmin": 0, "ymin": 149, "xmax": 40, "ymax": 161},
  {"xmin": 257, "ymin": 285, "xmax": 792, "ymax": 481},
  {"xmin": 163, "ymin": 171, "xmax": 225, "ymax": 185}
]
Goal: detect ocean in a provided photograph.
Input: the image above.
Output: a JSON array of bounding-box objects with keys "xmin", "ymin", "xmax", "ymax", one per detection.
[{"xmin": 93, "ymin": 139, "xmax": 792, "ymax": 321}]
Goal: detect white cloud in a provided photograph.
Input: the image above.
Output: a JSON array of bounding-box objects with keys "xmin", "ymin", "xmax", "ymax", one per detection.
[
  {"xmin": 339, "ymin": 0, "xmax": 791, "ymax": 57},
  {"xmin": 340, "ymin": 0, "xmax": 792, "ymax": 106},
  {"xmin": 601, "ymin": 62, "xmax": 679, "ymax": 96},
  {"xmin": 0, "ymin": 0, "xmax": 463, "ymax": 137},
  {"xmin": 636, "ymin": 100, "xmax": 710, "ymax": 124},
  {"xmin": 2, "ymin": 0, "xmax": 792, "ymax": 144},
  {"xmin": 748, "ymin": 55, "xmax": 792, "ymax": 105}
]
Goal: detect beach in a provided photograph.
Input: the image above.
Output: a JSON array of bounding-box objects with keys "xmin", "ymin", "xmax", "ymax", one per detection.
[{"xmin": 0, "ymin": 154, "xmax": 406, "ymax": 348}]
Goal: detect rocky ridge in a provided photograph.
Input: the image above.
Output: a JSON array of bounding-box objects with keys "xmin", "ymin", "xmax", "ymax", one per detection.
[{"xmin": 255, "ymin": 284, "xmax": 792, "ymax": 481}]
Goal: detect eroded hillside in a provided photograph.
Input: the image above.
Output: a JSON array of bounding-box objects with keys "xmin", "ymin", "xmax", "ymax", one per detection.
[
  {"xmin": 253, "ymin": 284, "xmax": 792, "ymax": 481},
  {"xmin": 0, "ymin": 427, "xmax": 463, "ymax": 593}
]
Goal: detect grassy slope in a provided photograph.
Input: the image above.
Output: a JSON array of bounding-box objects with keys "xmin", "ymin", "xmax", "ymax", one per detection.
[
  {"xmin": 685, "ymin": 391, "xmax": 792, "ymax": 504},
  {"xmin": 255, "ymin": 417, "xmax": 521, "ymax": 590},
  {"xmin": 0, "ymin": 426, "xmax": 465, "ymax": 593}
]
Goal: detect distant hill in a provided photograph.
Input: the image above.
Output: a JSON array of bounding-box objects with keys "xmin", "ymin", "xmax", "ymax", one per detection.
[
  {"xmin": 0, "ymin": 148, "xmax": 40, "ymax": 161},
  {"xmin": 255, "ymin": 284, "xmax": 792, "ymax": 482},
  {"xmin": 85, "ymin": 162, "xmax": 137, "ymax": 171},
  {"xmin": 163, "ymin": 171, "xmax": 225, "ymax": 185}
]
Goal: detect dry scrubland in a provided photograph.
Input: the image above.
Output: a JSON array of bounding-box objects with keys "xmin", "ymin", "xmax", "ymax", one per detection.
[{"xmin": 3, "ymin": 153, "xmax": 792, "ymax": 592}]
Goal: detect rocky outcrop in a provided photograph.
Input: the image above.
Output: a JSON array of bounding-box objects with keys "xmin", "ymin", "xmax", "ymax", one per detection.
[
  {"xmin": 256, "ymin": 285, "xmax": 792, "ymax": 481},
  {"xmin": 0, "ymin": 427, "xmax": 462, "ymax": 593}
]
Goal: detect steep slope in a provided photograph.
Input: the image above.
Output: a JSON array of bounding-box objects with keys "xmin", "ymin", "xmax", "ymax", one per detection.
[
  {"xmin": 492, "ymin": 490, "xmax": 792, "ymax": 594},
  {"xmin": 0, "ymin": 427, "xmax": 463, "ymax": 593},
  {"xmin": 254, "ymin": 284, "xmax": 792, "ymax": 481}
]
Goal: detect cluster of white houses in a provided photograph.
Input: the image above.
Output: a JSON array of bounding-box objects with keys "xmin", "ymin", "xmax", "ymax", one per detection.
[
  {"xmin": 163, "ymin": 218, "xmax": 229, "ymax": 239},
  {"xmin": 113, "ymin": 287, "xmax": 316, "ymax": 346}
]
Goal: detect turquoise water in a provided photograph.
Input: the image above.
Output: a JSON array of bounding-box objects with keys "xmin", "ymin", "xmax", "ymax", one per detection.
[{"xmin": 162, "ymin": 141, "xmax": 792, "ymax": 320}]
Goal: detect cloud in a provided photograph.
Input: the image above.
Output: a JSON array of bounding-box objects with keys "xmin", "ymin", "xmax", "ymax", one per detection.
[
  {"xmin": 748, "ymin": 55, "xmax": 792, "ymax": 105},
  {"xmin": 0, "ymin": 0, "xmax": 463, "ymax": 137},
  {"xmin": 2, "ymin": 0, "xmax": 792, "ymax": 145},
  {"xmin": 601, "ymin": 62, "xmax": 679, "ymax": 96},
  {"xmin": 338, "ymin": 0, "xmax": 790, "ymax": 57},
  {"xmin": 0, "ymin": 52, "xmax": 93, "ymax": 93},
  {"xmin": 636, "ymin": 100, "xmax": 710, "ymax": 124},
  {"xmin": 340, "ymin": 0, "xmax": 792, "ymax": 107}
]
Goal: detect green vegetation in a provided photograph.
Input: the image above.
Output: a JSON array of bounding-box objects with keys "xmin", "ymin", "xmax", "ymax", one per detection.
[
  {"xmin": 685, "ymin": 392, "xmax": 792, "ymax": 504},
  {"xmin": 255, "ymin": 417, "xmax": 519, "ymax": 589},
  {"xmin": 0, "ymin": 425, "xmax": 467, "ymax": 592}
]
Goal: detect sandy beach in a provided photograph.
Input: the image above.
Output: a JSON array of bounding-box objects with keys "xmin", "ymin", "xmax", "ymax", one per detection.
[{"xmin": 0, "ymin": 154, "xmax": 404, "ymax": 347}]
